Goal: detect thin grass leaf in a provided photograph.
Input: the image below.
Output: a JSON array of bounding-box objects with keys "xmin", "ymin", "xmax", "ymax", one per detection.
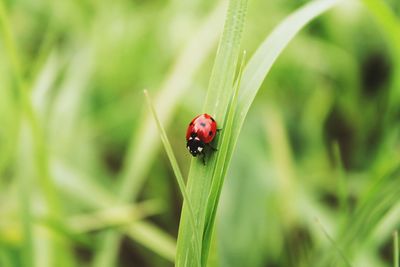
[
  {"xmin": 16, "ymin": 125, "xmax": 34, "ymax": 267},
  {"xmin": 204, "ymin": 0, "xmax": 247, "ymax": 116},
  {"xmin": 315, "ymin": 218, "xmax": 353, "ymax": 267},
  {"xmin": 124, "ymin": 221, "xmax": 176, "ymax": 262},
  {"xmin": 178, "ymin": 1, "xmax": 342, "ymax": 266},
  {"xmin": 176, "ymin": 0, "xmax": 247, "ymax": 265},
  {"xmin": 332, "ymin": 142, "xmax": 349, "ymax": 218},
  {"xmin": 394, "ymin": 231, "xmax": 399, "ymax": 267},
  {"xmin": 67, "ymin": 200, "xmax": 163, "ymax": 233},
  {"xmin": 202, "ymin": 51, "xmax": 247, "ymax": 261},
  {"xmin": 37, "ymin": 218, "xmax": 93, "ymax": 249},
  {"xmin": 115, "ymin": 0, "xmax": 226, "ymax": 203},
  {"xmin": 94, "ymin": 220, "xmax": 177, "ymax": 263},
  {"xmin": 361, "ymin": 0, "xmax": 400, "ymax": 160},
  {"xmin": 144, "ymin": 90, "xmax": 201, "ymax": 267},
  {"xmin": 230, "ymin": 0, "xmax": 343, "ymax": 162},
  {"xmin": 361, "ymin": 0, "xmax": 400, "ymax": 64},
  {"xmin": 0, "ymin": 0, "xmax": 24, "ymax": 89}
]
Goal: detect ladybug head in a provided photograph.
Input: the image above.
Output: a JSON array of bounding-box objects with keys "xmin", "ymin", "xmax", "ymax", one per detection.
[{"xmin": 187, "ymin": 133, "xmax": 204, "ymax": 157}]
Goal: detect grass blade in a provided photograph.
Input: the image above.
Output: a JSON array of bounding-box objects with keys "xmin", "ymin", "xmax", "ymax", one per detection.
[
  {"xmin": 144, "ymin": 90, "xmax": 201, "ymax": 267},
  {"xmin": 176, "ymin": 0, "xmax": 247, "ymax": 266},
  {"xmin": 231, "ymin": 0, "xmax": 343, "ymax": 159},
  {"xmin": 16, "ymin": 125, "xmax": 34, "ymax": 267},
  {"xmin": 395, "ymin": 231, "xmax": 399, "ymax": 267},
  {"xmin": 178, "ymin": 0, "xmax": 343, "ymax": 266},
  {"xmin": 202, "ymin": 51, "xmax": 246, "ymax": 261},
  {"xmin": 332, "ymin": 142, "xmax": 349, "ymax": 218},
  {"xmin": 315, "ymin": 218, "xmax": 353, "ymax": 267},
  {"xmin": 124, "ymin": 221, "xmax": 176, "ymax": 262},
  {"xmin": 204, "ymin": 0, "xmax": 247, "ymax": 116},
  {"xmin": 67, "ymin": 200, "xmax": 163, "ymax": 233},
  {"xmin": 361, "ymin": 0, "xmax": 400, "ymax": 155}
]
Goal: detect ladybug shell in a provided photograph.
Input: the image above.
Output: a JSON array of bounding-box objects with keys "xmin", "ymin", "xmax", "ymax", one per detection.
[{"xmin": 186, "ymin": 114, "xmax": 217, "ymax": 144}]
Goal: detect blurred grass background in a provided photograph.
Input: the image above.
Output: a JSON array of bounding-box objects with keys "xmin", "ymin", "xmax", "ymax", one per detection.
[{"xmin": 1, "ymin": 0, "xmax": 400, "ymax": 267}]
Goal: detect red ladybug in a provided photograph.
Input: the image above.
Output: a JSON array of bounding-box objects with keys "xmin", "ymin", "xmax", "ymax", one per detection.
[{"xmin": 186, "ymin": 113, "xmax": 218, "ymax": 163}]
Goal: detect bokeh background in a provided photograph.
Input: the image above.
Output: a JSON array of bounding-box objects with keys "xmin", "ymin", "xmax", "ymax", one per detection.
[{"xmin": 1, "ymin": 0, "xmax": 400, "ymax": 266}]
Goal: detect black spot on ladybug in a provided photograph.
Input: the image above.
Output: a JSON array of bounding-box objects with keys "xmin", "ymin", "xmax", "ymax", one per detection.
[
  {"xmin": 200, "ymin": 122, "xmax": 206, "ymax": 127},
  {"xmin": 209, "ymin": 131, "xmax": 213, "ymax": 136},
  {"xmin": 211, "ymin": 117, "xmax": 215, "ymax": 122}
]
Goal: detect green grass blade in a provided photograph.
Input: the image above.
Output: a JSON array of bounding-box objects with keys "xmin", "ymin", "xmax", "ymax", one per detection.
[
  {"xmin": 0, "ymin": 0, "xmax": 24, "ymax": 90},
  {"xmin": 202, "ymin": 51, "xmax": 246, "ymax": 261},
  {"xmin": 231, "ymin": 0, "xmax": 343, "ymax": 158},
  {"xmin": 125, "ymin": 221, "xmax": 176, "ymax": 262},
  {"xmin": 118, "ymin": 0, "xmax": 226, "ymax": 203},
  {"xmin": 176, "ymin": 0, "xmax": 247, "ymax": 266},
  {"xmin": 144, "ymin": 90, "xmax": 201, "ymax": 267},
  {"xmin": 178, "ymin": 1, "xmax": 342, "ymax": 266},
  {"xmin": 16, "ymin": 127, "xmax": 34, "ymax": 267},
  {"xmin": 67, "ymin": 200, "xmax": 163, "ymax": 233},
  {"xmin": 332, "ymin": 142, "xmax": 349, "ymax": 218},
  {"xmin": 315, "ymin": 218, "xmax": 353, "ymax": 267},
  {"xmin": 204, "ymin": 0, "xmax": 247, "ymax": 116},
  {"xmin": 395, "ymin": 231, "xmax": 399, "ymax": 267},
  {"xmin": 361, "ymin": 0, "xmax": 400, "ymax": 151},
  {"xmin": 361, "ymin": 0, "xmax": 400, "ymax": 63}
]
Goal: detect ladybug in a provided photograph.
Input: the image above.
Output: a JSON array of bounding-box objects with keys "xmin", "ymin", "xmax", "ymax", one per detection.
[{"xmin": 186, "ymin": 113, "xmax": 218, "ymax": 164}]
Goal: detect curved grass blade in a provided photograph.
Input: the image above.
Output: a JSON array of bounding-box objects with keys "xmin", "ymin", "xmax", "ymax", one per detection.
[
  {"xmin": 144, "ymin": 90, "xmax": 201, "ymax": 267},
  {"xmin": 230, "ymin": 0, "xmax": 343, "ymax": 162},
  {"xmin": 178, "ymin": 0, "xmax": 343, "ymax": 266}
]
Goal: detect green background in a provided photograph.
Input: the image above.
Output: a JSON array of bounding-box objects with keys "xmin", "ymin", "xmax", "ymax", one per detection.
[{"xmin": 1, "ymin": 0, "xmax": 400, "ymax": 266}]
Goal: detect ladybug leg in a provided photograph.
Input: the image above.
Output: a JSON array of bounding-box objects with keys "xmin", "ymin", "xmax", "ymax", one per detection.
[
  {"xmin": 207, "ymin": 143, "xmax": 218, "ymax": 151},
  {"xmin": 216, "ymin": 128, "xmax": 222, "ymax": 132},
  {"xmin": 201, "ymin": 152, "xmax": 206, "ymax": 165}
]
